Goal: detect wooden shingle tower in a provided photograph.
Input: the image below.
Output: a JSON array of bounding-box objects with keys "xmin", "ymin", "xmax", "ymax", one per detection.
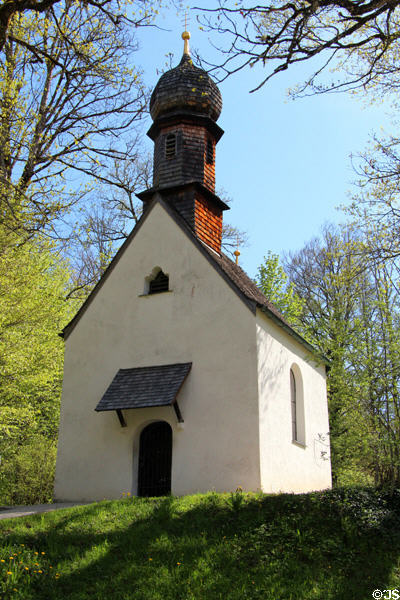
[{"xmin": 137, "ymin": 31, "xmax": 229, "ymax": 254}]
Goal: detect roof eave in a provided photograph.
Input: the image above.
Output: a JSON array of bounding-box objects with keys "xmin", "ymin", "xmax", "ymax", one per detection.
[{"xmin": 257, "ymin": 304, "xmax": 330, "ymax": 366}]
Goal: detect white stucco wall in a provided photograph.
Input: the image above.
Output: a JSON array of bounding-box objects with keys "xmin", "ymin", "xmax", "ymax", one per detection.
[
  {"xmin": 55, "ymin": 201, "xmax": 261, "ymax": 501},
  {"xmin": 256, "ymin": 311, "xmax": 332, "ymax": 493}
]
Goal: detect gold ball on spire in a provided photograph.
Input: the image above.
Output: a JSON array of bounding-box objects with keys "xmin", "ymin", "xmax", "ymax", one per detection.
[{"xmin": 182, "ymin": 30, "xmax": 190, "ymax": 40}]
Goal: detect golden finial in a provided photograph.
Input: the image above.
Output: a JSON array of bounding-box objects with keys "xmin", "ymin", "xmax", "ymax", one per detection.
[
  {"xmin": 234, "ymin": 235, "xmax": 240, "ymax": 265},
  {"xmin": 182, "ymin": 11, "xmax": 190, "ymax": 55}
]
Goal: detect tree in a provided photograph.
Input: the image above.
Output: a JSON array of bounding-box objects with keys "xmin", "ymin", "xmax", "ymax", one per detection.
[
  {"xmin": 256, "ymin": 250, "xmax": 304, "ymax": 325},
  {"xmin": 196, "ymin": 0, "xmax": 400, "ymax": 95},
  {"xmin": 0, "ymin": 2, "xmax": 158, "ymax": 243},
  {"xmin": 0, "ymin": 231, "xmax": 77, "ymax": 503},
  {"xmin": 283, "ymin": 223, "xmax": 400, "ymax": 487},
  {"xmin": 65, "ymin": 177, "xmax": 249, "ymax": 298},
  {"xmin": 0, "ymin": 0, "xmax": 156, "ymax": 54},
  {"xmin": 344, "ymin": 132, "xmax": 400, "ymax": 265}
]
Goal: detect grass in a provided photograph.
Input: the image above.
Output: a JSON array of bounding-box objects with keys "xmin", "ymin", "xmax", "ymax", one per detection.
[{"xmin": 0, "ymin": 487, "xmax": 400, "ymax": 599}]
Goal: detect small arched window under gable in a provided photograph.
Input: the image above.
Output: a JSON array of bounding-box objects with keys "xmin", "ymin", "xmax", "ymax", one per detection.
[
  {"xmin": 290, "ymin": 364, "xmax": 305, "ymax": 446},
  {"xmin": 147, "ymin": 268, "xmax": 169, "ymax": 294}
]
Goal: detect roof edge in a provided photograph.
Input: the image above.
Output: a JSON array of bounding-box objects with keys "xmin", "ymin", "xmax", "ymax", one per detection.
[
  {"xmin": 137, "ymin": 182, "xmax": 230, "ymax": 211},
  {"xmin": 257, "ymin": 305, "xmax": 330, "ymax": 366},
  {"xmin": 61, "ymin": 194, "xmax": 163, "ymax": 340}
]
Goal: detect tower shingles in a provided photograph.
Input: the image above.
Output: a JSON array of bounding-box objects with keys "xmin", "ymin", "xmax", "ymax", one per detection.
[{"xmin": 138, "ymin": 44, "xmax": 227, "ymax": 254}]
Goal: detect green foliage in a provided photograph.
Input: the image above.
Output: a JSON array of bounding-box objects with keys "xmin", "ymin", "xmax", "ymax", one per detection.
[
  {"xmin": 0, "ymin": 436, "xmax": 56, "ymax": 506},
  {"xmin": 226, "ymin": 486, "xmax": 244, "ymax": 512},
  {"xmin": 0, "ymin": 488, "xmax": 400, "ymax": 599},
  {"xmin": 256, "ymin": 251, "xmax": 304, "ymax": 325},
  {"xmin": 0, "ymin": 233, "xmax": 77, "ymax": 505},
  {"xmin": 0, "ymin": 541, "xmax": 58, "ymax": 599},
  {"xmin": 284, "ymin": 224, "xmax": 400, "ymax": 488}
]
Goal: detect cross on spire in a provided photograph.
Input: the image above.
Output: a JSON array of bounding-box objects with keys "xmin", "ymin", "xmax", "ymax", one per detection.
[{"xmin": 181, "ymin": 10, "xmax": 191, "ymax": 55}]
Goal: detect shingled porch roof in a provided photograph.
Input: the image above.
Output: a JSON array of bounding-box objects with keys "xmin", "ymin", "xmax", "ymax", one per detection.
[{"xmin": 95, "ymin": 362, "xmax": 192, "ymax": 425}]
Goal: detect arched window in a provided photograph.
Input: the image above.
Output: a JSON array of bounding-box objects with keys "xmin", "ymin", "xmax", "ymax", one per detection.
[
  {"xmin": 290, "ymin": 368, "xmax": 297, "ymax": 441},
  {"xmin": 290, "ymin": 365, "xmax": 305, "ymax": 445},
  {"xmin": 206, "ymin": 138, "xmax": 214, "ymax": 164},
  {"xmin": 165, "ymin": 134, "xmax": 176, "ymax": 159},
  {"xmin": 149, "ymin": 269, "xmax": 169, "ymax": 294}
]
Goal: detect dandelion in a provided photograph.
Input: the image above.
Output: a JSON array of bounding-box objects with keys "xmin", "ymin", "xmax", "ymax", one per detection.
[
  {"xmin": 34, "ymin": 563, "xmax": 39, "ymax": 566},
  {"xmin": 148, "ymin": 558, "xmax": 153, "ymax": 561},
  {"xmin": 1, "ymin": 559, "xmax": 5, "ymax": 563},
  {"xmin": 7, "ymin": 571, "xmax": 12, "ymax": 575},
  {"xmin": 41, "ymin": 552, "xmax": 45, "ymax": 555},
  {"xmin": 177, "ymin": 562, "xmax": 181, "ymax": 565},
  {"xmin": 34, "ymin": 552, "xmax": 38, "ymax": 556},
  {"xmin": 38, "ymin": 570, "xmax": 42, "ymax": 574},
  {"xmin": 24, "ymin": 567, "xmax": 29, "ymax": 571}
]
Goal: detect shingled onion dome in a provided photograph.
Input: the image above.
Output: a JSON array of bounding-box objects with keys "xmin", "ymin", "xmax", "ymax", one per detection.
[
  {"xmin": 149, "ymin": 54, "xmax": 222, "ymax": 123},
  {"xmin": 139, "ymin": 31, "xmax": 228, "ymax": 255}
]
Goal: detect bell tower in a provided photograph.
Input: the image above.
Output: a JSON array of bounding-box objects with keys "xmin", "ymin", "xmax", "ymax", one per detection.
[{"xmin": 137, "ymin": 30, "xmax": 229, "ymax": 254}]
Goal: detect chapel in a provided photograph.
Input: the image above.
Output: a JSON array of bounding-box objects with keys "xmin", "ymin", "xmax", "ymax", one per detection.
[{"xmin": 54, "ymin": 31, "xmax": 331, "ymax": 501}]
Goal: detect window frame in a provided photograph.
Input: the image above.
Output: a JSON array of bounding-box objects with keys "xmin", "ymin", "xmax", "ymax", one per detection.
[{"xmin": 290, "ymin": 365, "xmax": 306, "ymax": 447}]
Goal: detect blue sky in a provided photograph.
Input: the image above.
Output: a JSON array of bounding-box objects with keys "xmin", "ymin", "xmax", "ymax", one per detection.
[{"xmin": 134, "ymin": 5, "xmax": 392, "ymax": 278}]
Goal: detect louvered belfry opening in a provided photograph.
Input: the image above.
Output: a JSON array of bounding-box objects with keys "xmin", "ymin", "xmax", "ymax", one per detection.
[
  {"xmin": 138, "ymin": 421, "xmax": 172, "ymax": 497},
  {"xmin": 165, "ymin": 134, "xmax": 176, "ymax": 159},
  {"xmin": 149, "ymin": 270, "xmax": 169, "ymax": 294}
]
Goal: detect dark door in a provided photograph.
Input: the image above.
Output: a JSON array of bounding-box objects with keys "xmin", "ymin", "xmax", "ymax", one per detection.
[{"xmin": 138, "ymin": 421, "xmax": 172, "ymax": 497}]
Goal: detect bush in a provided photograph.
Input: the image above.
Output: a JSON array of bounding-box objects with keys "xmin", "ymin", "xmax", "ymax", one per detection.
[{"xmin": 0, "ymin": 436, "xmax": 56, "ymax": 506}]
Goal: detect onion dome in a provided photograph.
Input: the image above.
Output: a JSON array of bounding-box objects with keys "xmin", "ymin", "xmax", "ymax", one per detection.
[{"xmin": 149, "ymin": 48, "xmax": 222, "ymax": 123}]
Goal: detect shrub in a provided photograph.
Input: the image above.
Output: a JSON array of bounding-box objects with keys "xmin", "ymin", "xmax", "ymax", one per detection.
[{"xmin": 0, "ymin": 436, "xmax": 56, "ymax": 506}]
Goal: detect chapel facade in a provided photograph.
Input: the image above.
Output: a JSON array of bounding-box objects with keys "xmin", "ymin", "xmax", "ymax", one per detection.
[{"xmin": 54, "ymin": 33, "xmax": 331, "ymax": 501}]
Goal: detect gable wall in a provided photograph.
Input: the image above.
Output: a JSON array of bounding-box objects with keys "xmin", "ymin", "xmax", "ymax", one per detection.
[
  {"xmin": 256, "ymin": 310, "xmax": 332, "ymax": 493},
  {"xmin": 55, "ymin": 202, "xmax": 260, "ymax": 501}
]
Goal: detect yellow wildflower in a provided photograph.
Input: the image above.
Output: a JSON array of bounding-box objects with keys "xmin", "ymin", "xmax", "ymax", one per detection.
[{"xmin": 7, "ymin": 571, "xmax": 12, "ymax": 575}]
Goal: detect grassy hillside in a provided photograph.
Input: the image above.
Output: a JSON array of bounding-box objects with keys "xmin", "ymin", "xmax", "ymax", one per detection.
[{"xmin": 0, "ymin": 488, "xmax": 400, "ymax": 600}]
